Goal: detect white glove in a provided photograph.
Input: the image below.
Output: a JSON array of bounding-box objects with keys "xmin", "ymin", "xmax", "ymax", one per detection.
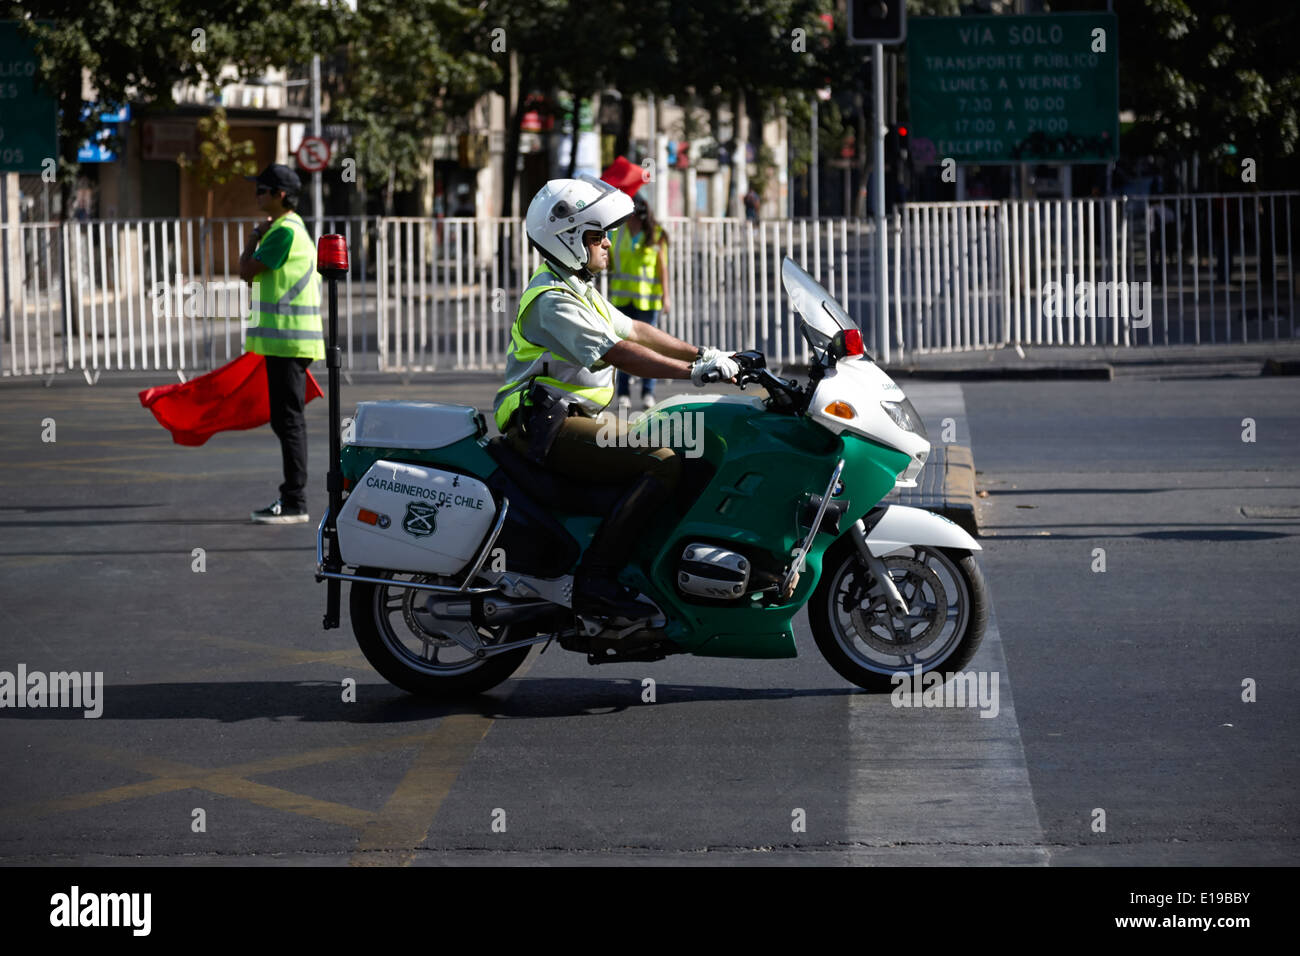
[
  {"xmin": 691, "ymin": 352, "xmax": 739, "ymax": 386},
  {"xmin": 698, "ymin": 347, "xmax": 729, "ymax": 364}
]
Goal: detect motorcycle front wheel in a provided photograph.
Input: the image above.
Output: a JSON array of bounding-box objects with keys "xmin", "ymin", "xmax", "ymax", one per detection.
[
  {"xmin": 350, "ymin": 568, "xmax": 532, "ymax": 698},
  {"xmin": 808, "ymin": 540, "xmax": 988, "ymax": 692}
]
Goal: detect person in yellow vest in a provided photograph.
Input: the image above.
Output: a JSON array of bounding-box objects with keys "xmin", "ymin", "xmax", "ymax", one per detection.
[
  {"xmin": 495, "ymin": 175, "xmax": 737, "ymax": 619},
  {"xmin": 608, "ymin": 195, "xmax": 669, "ymax": 410},
  {"xmin": 238, "ymin": 163, "xmax": 323, "ymax": 524}
]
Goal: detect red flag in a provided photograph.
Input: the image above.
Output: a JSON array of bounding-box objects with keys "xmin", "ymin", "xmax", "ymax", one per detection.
[
  {"xmin": 600, "ymin": 156, "xmax": 646, "ymax": 198},
  {"xmin": 138, "ymin": 352, "xmax": 323, "ymax": 447}
]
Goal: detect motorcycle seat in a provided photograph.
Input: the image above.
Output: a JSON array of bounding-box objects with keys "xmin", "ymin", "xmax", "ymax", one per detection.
[
  {"xmin": 351, "ymin": 401, "xmax": 485, "ymax": 449},
  {"xmin": 485, "ymin": 437, "xmax": 625, "ymax": 516}
]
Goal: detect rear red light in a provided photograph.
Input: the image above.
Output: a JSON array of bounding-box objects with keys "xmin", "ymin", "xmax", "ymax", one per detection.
[{"xmin": 356, "ymin": 508, "xmax": 379, "ymax": 526}]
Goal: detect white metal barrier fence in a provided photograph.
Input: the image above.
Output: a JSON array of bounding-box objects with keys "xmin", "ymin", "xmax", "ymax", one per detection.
[
  {"xmin": 894, "ymin": 193, "xmax": 1297, "ymax": 354},
  {"xmin": 0, "ymin": 215, "xmax": 379, "ymax": 379},
  {"xmin": 2, "ymin": 193, "xmax": 1295, "ymax": 379}
]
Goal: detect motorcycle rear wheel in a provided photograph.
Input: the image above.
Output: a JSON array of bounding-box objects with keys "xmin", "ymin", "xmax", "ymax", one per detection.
[
  {"xmin": 350, "ymin": 567, "xmax": 531, "ymax": 698},
  {"xmin": 808, "ymin": 541, "xmax": 988, "ymax": 693}
]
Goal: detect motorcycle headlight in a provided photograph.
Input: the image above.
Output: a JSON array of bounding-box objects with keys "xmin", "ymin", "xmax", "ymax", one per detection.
[{"xmin": 880, "ymin": 399, "xmax": 928, "ymax": 440}]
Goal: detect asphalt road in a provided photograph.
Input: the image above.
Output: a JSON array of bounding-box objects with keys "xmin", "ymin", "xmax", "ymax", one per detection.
[
  {"xmin": 962, "ymin": 369, "xmax": 1300, "ymax": 863},
  {"xmin": 0, "ymin": 363, "xmax": 1295, "ymax": 865}
]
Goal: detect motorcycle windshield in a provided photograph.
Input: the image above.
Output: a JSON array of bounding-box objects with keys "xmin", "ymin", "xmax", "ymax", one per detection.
[{"xmin": 781, "ymin": 257, "xmax": 858, "ymax": 348}]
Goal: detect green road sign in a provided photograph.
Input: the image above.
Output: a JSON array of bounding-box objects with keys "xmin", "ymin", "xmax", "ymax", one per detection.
[
  {"xmin": 907, "ymin": 12, "xmax": 1119, "ymax": 165},
  {"xmin": 0, "ymin": 20, "xmax": 59, "ymax": 173}
]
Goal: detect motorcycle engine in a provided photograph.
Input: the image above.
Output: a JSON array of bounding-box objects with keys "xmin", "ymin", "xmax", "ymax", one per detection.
[{"xmin": 677, "ymin": 543, "xmax": 751, "ymax": 601}]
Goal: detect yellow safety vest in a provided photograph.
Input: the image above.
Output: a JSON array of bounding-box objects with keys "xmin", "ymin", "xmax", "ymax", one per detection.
[
  {"xmin": 608, "ymin": 226, "xmax": 663, "ymax": 311},
  {"xmin": 245, "ymin": 212, "xmax": 324, "ymax": 360},
  {"xmin": 493, "ymin": 264, "xmax": 619, "ymax": 431}
]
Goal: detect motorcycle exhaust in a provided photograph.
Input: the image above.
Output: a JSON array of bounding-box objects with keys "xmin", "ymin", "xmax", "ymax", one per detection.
[{"xmin": 428, "ymin": 596, "xmax": 557, "ymax": 625}]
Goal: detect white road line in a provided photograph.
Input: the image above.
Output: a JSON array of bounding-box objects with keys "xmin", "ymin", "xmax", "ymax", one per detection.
[{"xmin": 844, "ymin": 383, "xmax": 1047, "ymax": 863}]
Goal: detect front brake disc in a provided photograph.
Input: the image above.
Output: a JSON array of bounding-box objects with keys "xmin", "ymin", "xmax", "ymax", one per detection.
[{"xmin": 850, "ymin": 557, "xmax": 947, "ymax": 656}]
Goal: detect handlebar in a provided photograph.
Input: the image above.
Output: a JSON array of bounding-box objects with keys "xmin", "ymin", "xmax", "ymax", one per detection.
[{"xmin": 731, "ymin": 350, "xmax": 807, "ymax": 412}]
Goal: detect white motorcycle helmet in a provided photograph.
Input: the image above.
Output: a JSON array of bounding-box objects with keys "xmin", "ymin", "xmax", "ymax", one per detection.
[{"xmin": 526, "ymin": 174, "xmax": 634, "ymax": 275}]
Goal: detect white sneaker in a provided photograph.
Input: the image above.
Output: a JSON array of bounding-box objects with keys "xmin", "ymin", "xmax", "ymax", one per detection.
[
  {"xmin": 251, "ymin": 499, "xmax": 310, "ymax": 524},
  {"xmin": 617, "ymin": 395, "xmax": 632, "ymax": 410},
  {"xmin": 641, "ymin": 393, "xmax": 657, "ymax": 409}
]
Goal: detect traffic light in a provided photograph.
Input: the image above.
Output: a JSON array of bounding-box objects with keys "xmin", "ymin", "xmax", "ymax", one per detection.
[
  {"xmin": 888, "ymin": 124, "xmax": 909, "ymax": 163},
  {"xmin": 847, "ymin": 0, "xmax": 907, "ymax": 45},
  {"xmin": 885, "ymin": 125, "xmax": 910, "ymax": 209}
]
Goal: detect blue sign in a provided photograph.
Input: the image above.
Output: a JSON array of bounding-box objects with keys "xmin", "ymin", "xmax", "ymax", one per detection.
[{"xmin": 76, "ymin": 102, "xmax": 131, "ymax": 163}]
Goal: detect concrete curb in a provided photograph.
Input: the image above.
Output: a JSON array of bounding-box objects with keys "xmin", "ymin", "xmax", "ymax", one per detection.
[
  {"xmin": 939, "ymin": 444, "xmax": 979, "ymax": 538},
  {"xmin": 888, "ymin": 365, "xmax": 1114, "ymax": 382},
  {"xmin": 1262, "ymin": 358, "xmax": 1300, "ymax": 376}
]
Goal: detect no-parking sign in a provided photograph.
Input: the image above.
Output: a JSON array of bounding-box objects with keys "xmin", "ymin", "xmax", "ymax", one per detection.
[{"xmin": 296, "ymin": 136, "xmax": 330, "ymax": 172}]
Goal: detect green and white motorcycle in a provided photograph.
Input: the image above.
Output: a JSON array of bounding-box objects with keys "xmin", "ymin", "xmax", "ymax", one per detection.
[{"xmin": 317, "ymin": 257, "xmax": 986, "ymax": 696}]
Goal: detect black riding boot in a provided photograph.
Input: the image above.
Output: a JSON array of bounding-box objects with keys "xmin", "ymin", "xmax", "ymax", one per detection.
[{"xmin": 573, "ymin": 472, "xmax": 670, "ymax": 619}]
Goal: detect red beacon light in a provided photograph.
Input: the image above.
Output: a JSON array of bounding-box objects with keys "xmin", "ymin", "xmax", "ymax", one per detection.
[
  {"xmin": 831, "ymin": 327, "xmax": 865, "ymax": 359},
  {"xmin": 317, "ymin": 234, "xmax": 349, "ymax": 277}
]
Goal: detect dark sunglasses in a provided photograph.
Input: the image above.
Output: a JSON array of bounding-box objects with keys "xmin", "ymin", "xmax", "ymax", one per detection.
[
  {"xmin": 582, "ymin": 230, "xmax": 608, "ymax": 244},
  {"xmin": 256, "ymin": 185, "xmax": 273, "ymax": 195}
]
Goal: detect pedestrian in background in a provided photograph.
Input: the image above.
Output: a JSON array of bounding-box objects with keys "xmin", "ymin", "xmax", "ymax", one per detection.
[
  {"xmin": 608, "ymin": 196, "xmax": 670, "ymax": 409},
  {"xmin": 239, "ymin": 163, "xmax": 324, "ymax": 524}
]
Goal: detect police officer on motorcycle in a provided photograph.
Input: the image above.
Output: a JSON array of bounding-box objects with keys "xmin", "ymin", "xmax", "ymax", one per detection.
[{"xmin": 494, "ymin": 175, "xmax": 737, "ymax": 619}]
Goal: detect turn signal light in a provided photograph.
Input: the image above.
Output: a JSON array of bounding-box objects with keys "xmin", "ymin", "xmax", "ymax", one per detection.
[
  {"xmin": 824, "ymin": 401, "xmax": 856, "ymax": 420},
  {"xmin": 318, "ymin": 234, "xmax": 349, "ymax": 274}
]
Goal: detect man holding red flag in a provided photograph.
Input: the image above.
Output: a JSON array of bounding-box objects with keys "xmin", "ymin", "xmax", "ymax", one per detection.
[
  {"xmin": 238, "ymin": 163, "xmax": 324, "ymax": 524},
  {"xmin": 137, "ymin": 164, "xmax": 325, "ymax": 515}
]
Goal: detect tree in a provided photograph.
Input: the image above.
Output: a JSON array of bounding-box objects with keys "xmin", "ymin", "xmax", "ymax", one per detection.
[
  {"xmin": 10, "ymin": 0, "xmax": 342, "ymax": 215},
  {"xmin": 660, "ymin": 0, "xmax": 848, "ymax": 215},
  {"xmin": 487, "ymin": 0, "xmax": 637, "ymax": 215},
  {"xmin": 327, "ymin": 0, "xmax": 502, "ymax": 213},
  {"xmin": 176, "ymin": 107, "xmax": 258, "ymax": 220},
  {"xmin": 486, "ymin": 0, "xmax": 848, "ymax": 215},
  {"xmin": 1115, "ymin": 0, "xmax": 1300, "ymax": 187}
]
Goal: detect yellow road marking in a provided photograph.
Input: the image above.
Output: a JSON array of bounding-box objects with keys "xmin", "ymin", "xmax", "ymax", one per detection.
[
  {"xmin": 193, "ymin": 774, "xmax": 374, "ymax": 829},
  {"xmin": 1, "ymin": 634, "xmax": 540, "ymax": 854},
  {"xmin": 350, "ymin": 715, "xmax": 492, "ymax": 866},
  {"xmin": 349, "ymin": 648, "xmax": 542, "ymax": 866},
  {"xmin": 0, "ymin": 733, "xmax": 439, "ymax": 827},
  {"xmin": 0, "ymin": 779, "xmax": 195, "ymax": 822}
]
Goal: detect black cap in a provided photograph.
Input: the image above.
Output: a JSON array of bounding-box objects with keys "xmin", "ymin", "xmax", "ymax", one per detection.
[{"xmin": 246, "ymin": 163, "xmax": 301, "ymax": 194}]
